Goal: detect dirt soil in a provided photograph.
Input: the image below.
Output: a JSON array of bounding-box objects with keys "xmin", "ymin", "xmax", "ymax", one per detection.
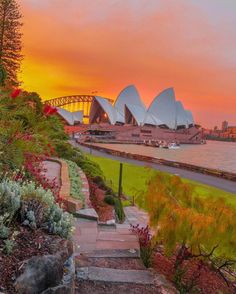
[
  {"xmin": 0, "ymin": 226, "xmax": 63, "ymax": 293},
  {"xmin": 76, "ymin": 255, "xmax": 145, "ymax": 270},
  {"xmin": 75, "ymin": 280, "xmax": 162, "ymax": 294},
  {"xmin": 76, "ymin": 255, "xmax": 167, "ymax": 294},
  {"xmin": 89, "ymin": 182, "xmax": 114, "ymax": 222}
]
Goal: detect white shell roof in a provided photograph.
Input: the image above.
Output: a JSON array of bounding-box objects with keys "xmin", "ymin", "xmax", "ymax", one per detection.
[
  {"xmin": 114, "ymin": 85, "xmax": 146, "ymax": 125},
  {"xmin": 57, "ymin": 86, "xmax": 195, "ymax": 128},
  {"xmin": 176, "ymin": 101, "xmax": 188, "ymax": 128},
  {"xmin": 90, "ymin": 96, "xmax": 116, "ymax": 124},
  {"xmin": 142, "ymin": 112, "xmax": 164, "ymax": 126},
  {"xmin": 144, "ymin": 88, "xmax": 177, "ymax": 129},
  {"xmin": 185, "ymin": 110, "xmax": 194, "ymax": 125},
  {"xmin": 125, "ymin": 104, "xmax": 146, "ymax": 125},
  {"xmin": 56, "ymin": 108, "xmax": 83, "ymax": 125},
  {"xmin": 73, "ymin": 111, "xmax": 83, "ymax": 123}
]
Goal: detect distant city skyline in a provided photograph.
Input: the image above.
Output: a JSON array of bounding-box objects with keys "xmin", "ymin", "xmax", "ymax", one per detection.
[{"xmin": 20, "ymin": 0, "xmax": 236, "ymax": 128}]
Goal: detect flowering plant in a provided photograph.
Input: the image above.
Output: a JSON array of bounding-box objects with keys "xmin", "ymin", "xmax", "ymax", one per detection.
[
  {"xmin": 11, "ymin": 88, "xmax": 21, "ymax": 98},
  {"xmin": 43, "ymin": 104, "xmax": 57, "ymax": 116}
]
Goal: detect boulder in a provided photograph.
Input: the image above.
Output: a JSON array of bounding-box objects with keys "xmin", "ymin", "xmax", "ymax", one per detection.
[{"xmin": 15, "ymin": 255, "xmax": 63, "ymax": 294}]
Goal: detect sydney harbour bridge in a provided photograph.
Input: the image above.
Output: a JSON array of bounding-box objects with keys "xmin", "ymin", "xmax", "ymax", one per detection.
[{"xmin": 44, "ymin": 95, "xmax": 113, "ymax": 118}]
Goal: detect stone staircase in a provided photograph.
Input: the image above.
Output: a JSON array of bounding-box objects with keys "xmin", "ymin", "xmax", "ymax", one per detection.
[{"xmin": 73, "ymin": 217, "xmax": 177, "ymax": 293}]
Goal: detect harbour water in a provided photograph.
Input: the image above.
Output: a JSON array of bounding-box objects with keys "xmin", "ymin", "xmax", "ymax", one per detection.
[{"xmin": 93, "ymin": 140, "xmax": 236, "ymax": 173}]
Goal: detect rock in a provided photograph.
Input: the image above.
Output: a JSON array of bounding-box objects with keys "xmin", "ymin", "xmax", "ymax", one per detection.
[
  {"xmin": 41, "ymin": 285, "xmax": 72, "ymax": 294},
  {"xmin": 63, "ymin": 256, "xmax": 75, "ymax": 286},
  {"xmin": 15, "ymin": 255, "xmax": 64, "ymax": 294},
  {"xmin": 58, "ymin": 240, "xmax": 74, "ymax": 262}
]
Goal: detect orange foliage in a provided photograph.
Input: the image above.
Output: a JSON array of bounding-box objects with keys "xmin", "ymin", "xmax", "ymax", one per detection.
[{"xmin": 140, "ymin": 172, "xmax": 236, "ymax": 259}]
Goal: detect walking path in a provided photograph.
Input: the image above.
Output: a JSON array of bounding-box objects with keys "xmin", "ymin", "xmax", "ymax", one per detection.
[
  {"xmin": 41, "ymin": 160, "xmax": 61, "ymax": 187},
  {"xmin": 74, "ymin": 207, "xmax": 176, "ymax": 293},
  {"xmin": 73, "ymin": 142, "xmax": 236, "ymax": 194},
  {"xmin": 42, "ymin": 155, "xmax": 176, "ymax": 292}
]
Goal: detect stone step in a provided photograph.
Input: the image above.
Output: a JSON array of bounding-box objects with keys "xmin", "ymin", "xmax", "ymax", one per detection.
[
  {"xmin": 75, "ymin": 208, "xmax": 98, "ymax": 221},
  {"xmin": 77, "ymin": 266, "xmax": 155, "ymax": 285},
  {"xmin": 82, "ymin": 248, "xmax": 140, "ymax": 258}
]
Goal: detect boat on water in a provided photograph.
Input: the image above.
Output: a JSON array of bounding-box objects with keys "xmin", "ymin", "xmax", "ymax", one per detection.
[
  {"xmin": 143, "ymin": 139, "xmax": 180, "ymax": 149},
  {"xmin": 167, "ymin": 142, "xmax": 180, "ymax": 149},
  {"xmin": 160, "ymin": 141, "xmax": 180, "ymax": 149}
]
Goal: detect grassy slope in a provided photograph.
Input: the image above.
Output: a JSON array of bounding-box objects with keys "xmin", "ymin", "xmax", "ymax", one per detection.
[{"xmin": 87, "ymin": 154, "xmax": 236, "ymax": 210}]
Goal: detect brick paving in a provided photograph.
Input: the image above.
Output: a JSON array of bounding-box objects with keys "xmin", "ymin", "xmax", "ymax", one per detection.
[
  {"xmin": 123, "ymin": 206, "xmax": 149, "ymax": 227},
  {"xmin": 41, "ymin": 160, "xmax": 61, "ymax": 187},
  {"xmin": 73, "ymin": 218, "xmax": 140, "ymax": 258}
]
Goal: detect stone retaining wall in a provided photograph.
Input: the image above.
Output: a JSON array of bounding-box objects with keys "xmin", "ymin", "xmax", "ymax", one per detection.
[
  {"xmin": 77, "ymin": 166, "xmax": 91, "ymax": 208},
  {"xmin": 79, "ymin": 142, "xmax": 236, "ymax": 182},
  {"xmin": 49, "ymin": 158, "xmax": 89, "ymax": 214}
]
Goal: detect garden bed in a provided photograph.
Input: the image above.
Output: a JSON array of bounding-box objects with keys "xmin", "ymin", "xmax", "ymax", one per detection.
[
  {"xmin": 65, "ymin": 159, "xmax": 84, "ymax": 205},
  {"xmin": 0, "ymin": 226, "xmax": 64, "ymax": 293},
  {"xmin": 153, "ymin": 250, "xmax": 235, "ymax": 294},
  {"xmin": 89, "ymin": 181, "xmax": 114, "ymax": 222}
]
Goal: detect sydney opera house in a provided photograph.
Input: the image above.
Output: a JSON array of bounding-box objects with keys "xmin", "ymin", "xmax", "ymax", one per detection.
[
  {"xmin": 56, "ymin": 86, "xmax": 202, "ymax": 144},
  {"xmin": 58, "ymin": 85, "xmax": 194, "ymax": 129}
]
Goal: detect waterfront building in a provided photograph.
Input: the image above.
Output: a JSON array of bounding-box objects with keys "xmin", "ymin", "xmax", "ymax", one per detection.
[
  {"xmin": 222, "ymin": 121, "xmax": 228, "ymax": 131},
  {"xmin": 56, "ymin": 85, "xmax": 195, "ymax": 130}
]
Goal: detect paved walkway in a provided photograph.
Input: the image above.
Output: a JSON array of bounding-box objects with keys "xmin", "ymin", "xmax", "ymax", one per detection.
[
  {"xmin": 42, "ymin": 160, "xmax": 61, "ymax": 187},
  {"xmin": 73, "ymin": 206, "xmax": 149, "ymax": 258},
  {"xmin": 73, "ymin": 218, "xmax": 140, "ymax": 258},
  {"xmin": 74, "ymin": 142, "xmax": 236, "ymax": 194},
  {"xmin": 124, "ymin": 206, "xmax": 149, "ymax": 227},
  {"xmin": 74, "ymin": 210, "xmax": 177, "ymax": 293}
]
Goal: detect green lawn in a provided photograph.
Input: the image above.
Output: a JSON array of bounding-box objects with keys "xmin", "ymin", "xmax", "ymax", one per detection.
[{"xmin": 87, "ymin": 154, "xmax": 236, "ymax": 210}]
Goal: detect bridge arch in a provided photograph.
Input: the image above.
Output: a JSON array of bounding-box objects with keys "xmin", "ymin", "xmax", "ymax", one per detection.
[{"xmin": 44, "ymin": 95, "xmax": 113, "ymax": 118}]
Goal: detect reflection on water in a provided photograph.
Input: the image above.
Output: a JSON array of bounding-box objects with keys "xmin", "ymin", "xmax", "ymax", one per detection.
[{"xmin": 94, "ymin": 140, "xmax": 236, "ymax": 173}]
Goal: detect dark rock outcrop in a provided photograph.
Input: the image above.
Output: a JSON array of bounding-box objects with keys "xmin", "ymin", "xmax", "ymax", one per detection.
[{"xmin": 15, "ymin": 255, "xmax": 63, "ymax": 294}]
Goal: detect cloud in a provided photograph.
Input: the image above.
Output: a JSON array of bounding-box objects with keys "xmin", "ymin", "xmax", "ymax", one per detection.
[{"xmin": 19, "ymin": 0, "xmax": 236, "ymax": 127}]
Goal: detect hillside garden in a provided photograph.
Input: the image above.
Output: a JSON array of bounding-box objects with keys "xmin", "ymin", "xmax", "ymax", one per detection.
[
  {"xmin": 0, "ymin": 87, "xmax": 123, "ymax": 292},
  {"xmin": 88, "ymin": 155, "xmax": 236, "ymax": 293}
]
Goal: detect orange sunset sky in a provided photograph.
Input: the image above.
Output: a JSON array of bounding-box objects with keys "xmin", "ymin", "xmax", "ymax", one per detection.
[{"xmin": 20, "ymin": 0, "xmax": 236, "ymax": 128}]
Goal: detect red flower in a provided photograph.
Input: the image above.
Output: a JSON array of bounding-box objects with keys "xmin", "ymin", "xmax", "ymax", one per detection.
[
  {"xmin": 43, "ymin": 105, "xmax": 57, "ymax": 116},
  {"xmin": 11, "ymin": 89, "xmax": 21, "ymax": 99}
]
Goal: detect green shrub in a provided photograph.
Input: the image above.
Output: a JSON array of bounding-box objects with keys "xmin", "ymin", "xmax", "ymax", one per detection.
[
  {"xmin": 20, "ymin": 182, "xmax": 73, "ymax": 238},
  {"xmin": 20, "ymin": 198, "xmax": 46, "ymax": 229},
  {"xmin": 3, "ymin": 239, "xmax": 14, "ymax": 255},
  {"xmin": 0, "ymin": 179, "xmax": 73, "ymax": 239},
  {"xmin": 0, "ymin": 180, "xmax": 21, "ymax": 225},
  {"xmin": 65, "ymin": 160, "xmax": 84, "ymax": 205},
  {"xmin": 46, "ymin": 204, "xmax": 74, "ymax": 238},
  {"xmin": 104, "ymin": 195, "xmax": 115, "ymax": 206},
  {"xmin": 20, "ymin": 182, "xmax": 55, "ymax": 207},
  {"xmin": 75, "ymin": 153, "xmax": 104, "ymax": 179},
  {"xmin": 0, "ymin": 223, "xmax": 10, "ymax": 239},
  {"xmin": 54, "ymin": 141, "xmax": 76, "ymax": 159},
  {"xmin": 114, "ymin": 197, "xmax": 125, "ymax": 222}
]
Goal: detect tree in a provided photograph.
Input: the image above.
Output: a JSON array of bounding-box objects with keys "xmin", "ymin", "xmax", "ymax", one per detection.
[
  {"xmin": 0, "ymin": 0, "xmax": 23, "ymax": 86},
  {"xmin": 140, "ymin": 172, "xmax": 236, "ymax": 288},
  {"xmin": 0, "ymin": 88, "xmax": 66, "ymax": 172}
]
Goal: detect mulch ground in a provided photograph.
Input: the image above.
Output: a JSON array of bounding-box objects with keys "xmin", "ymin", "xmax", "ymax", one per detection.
[
  {"xmin": 75, "ymin": 256, "xmax": 162, "ymax": 294},
  {"xmin": 76, "ymin": 255, "xmax": 145, "ymax": 270},
  {"xmin": 0, "ymin": 226, "xmax": 63, "ymax": 293},
  {"xmin": 75, "ymin": 280, "xmax": 160, "ymax": 294},
  {"xmin": 153, "ymin": 249, "xmax": 236, "ymax": 294},
  {"xmin": 89, "ymin": 183, "xmax": 114, "ymax": 222}
]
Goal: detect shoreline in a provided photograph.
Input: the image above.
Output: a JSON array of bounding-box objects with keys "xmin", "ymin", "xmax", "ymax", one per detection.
[
  {"xmin": 73, "ymin": 141, "xmax": 236, "ymax": 194},
  {"xmin": 78, "ymin": 141, "xmax": 236, "ymax": 182}
]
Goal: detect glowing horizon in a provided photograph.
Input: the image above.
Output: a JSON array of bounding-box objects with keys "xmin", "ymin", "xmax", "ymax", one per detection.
[{"xmin": 20, "ymin": 0, "xmax": 236, "ymax": 128}]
